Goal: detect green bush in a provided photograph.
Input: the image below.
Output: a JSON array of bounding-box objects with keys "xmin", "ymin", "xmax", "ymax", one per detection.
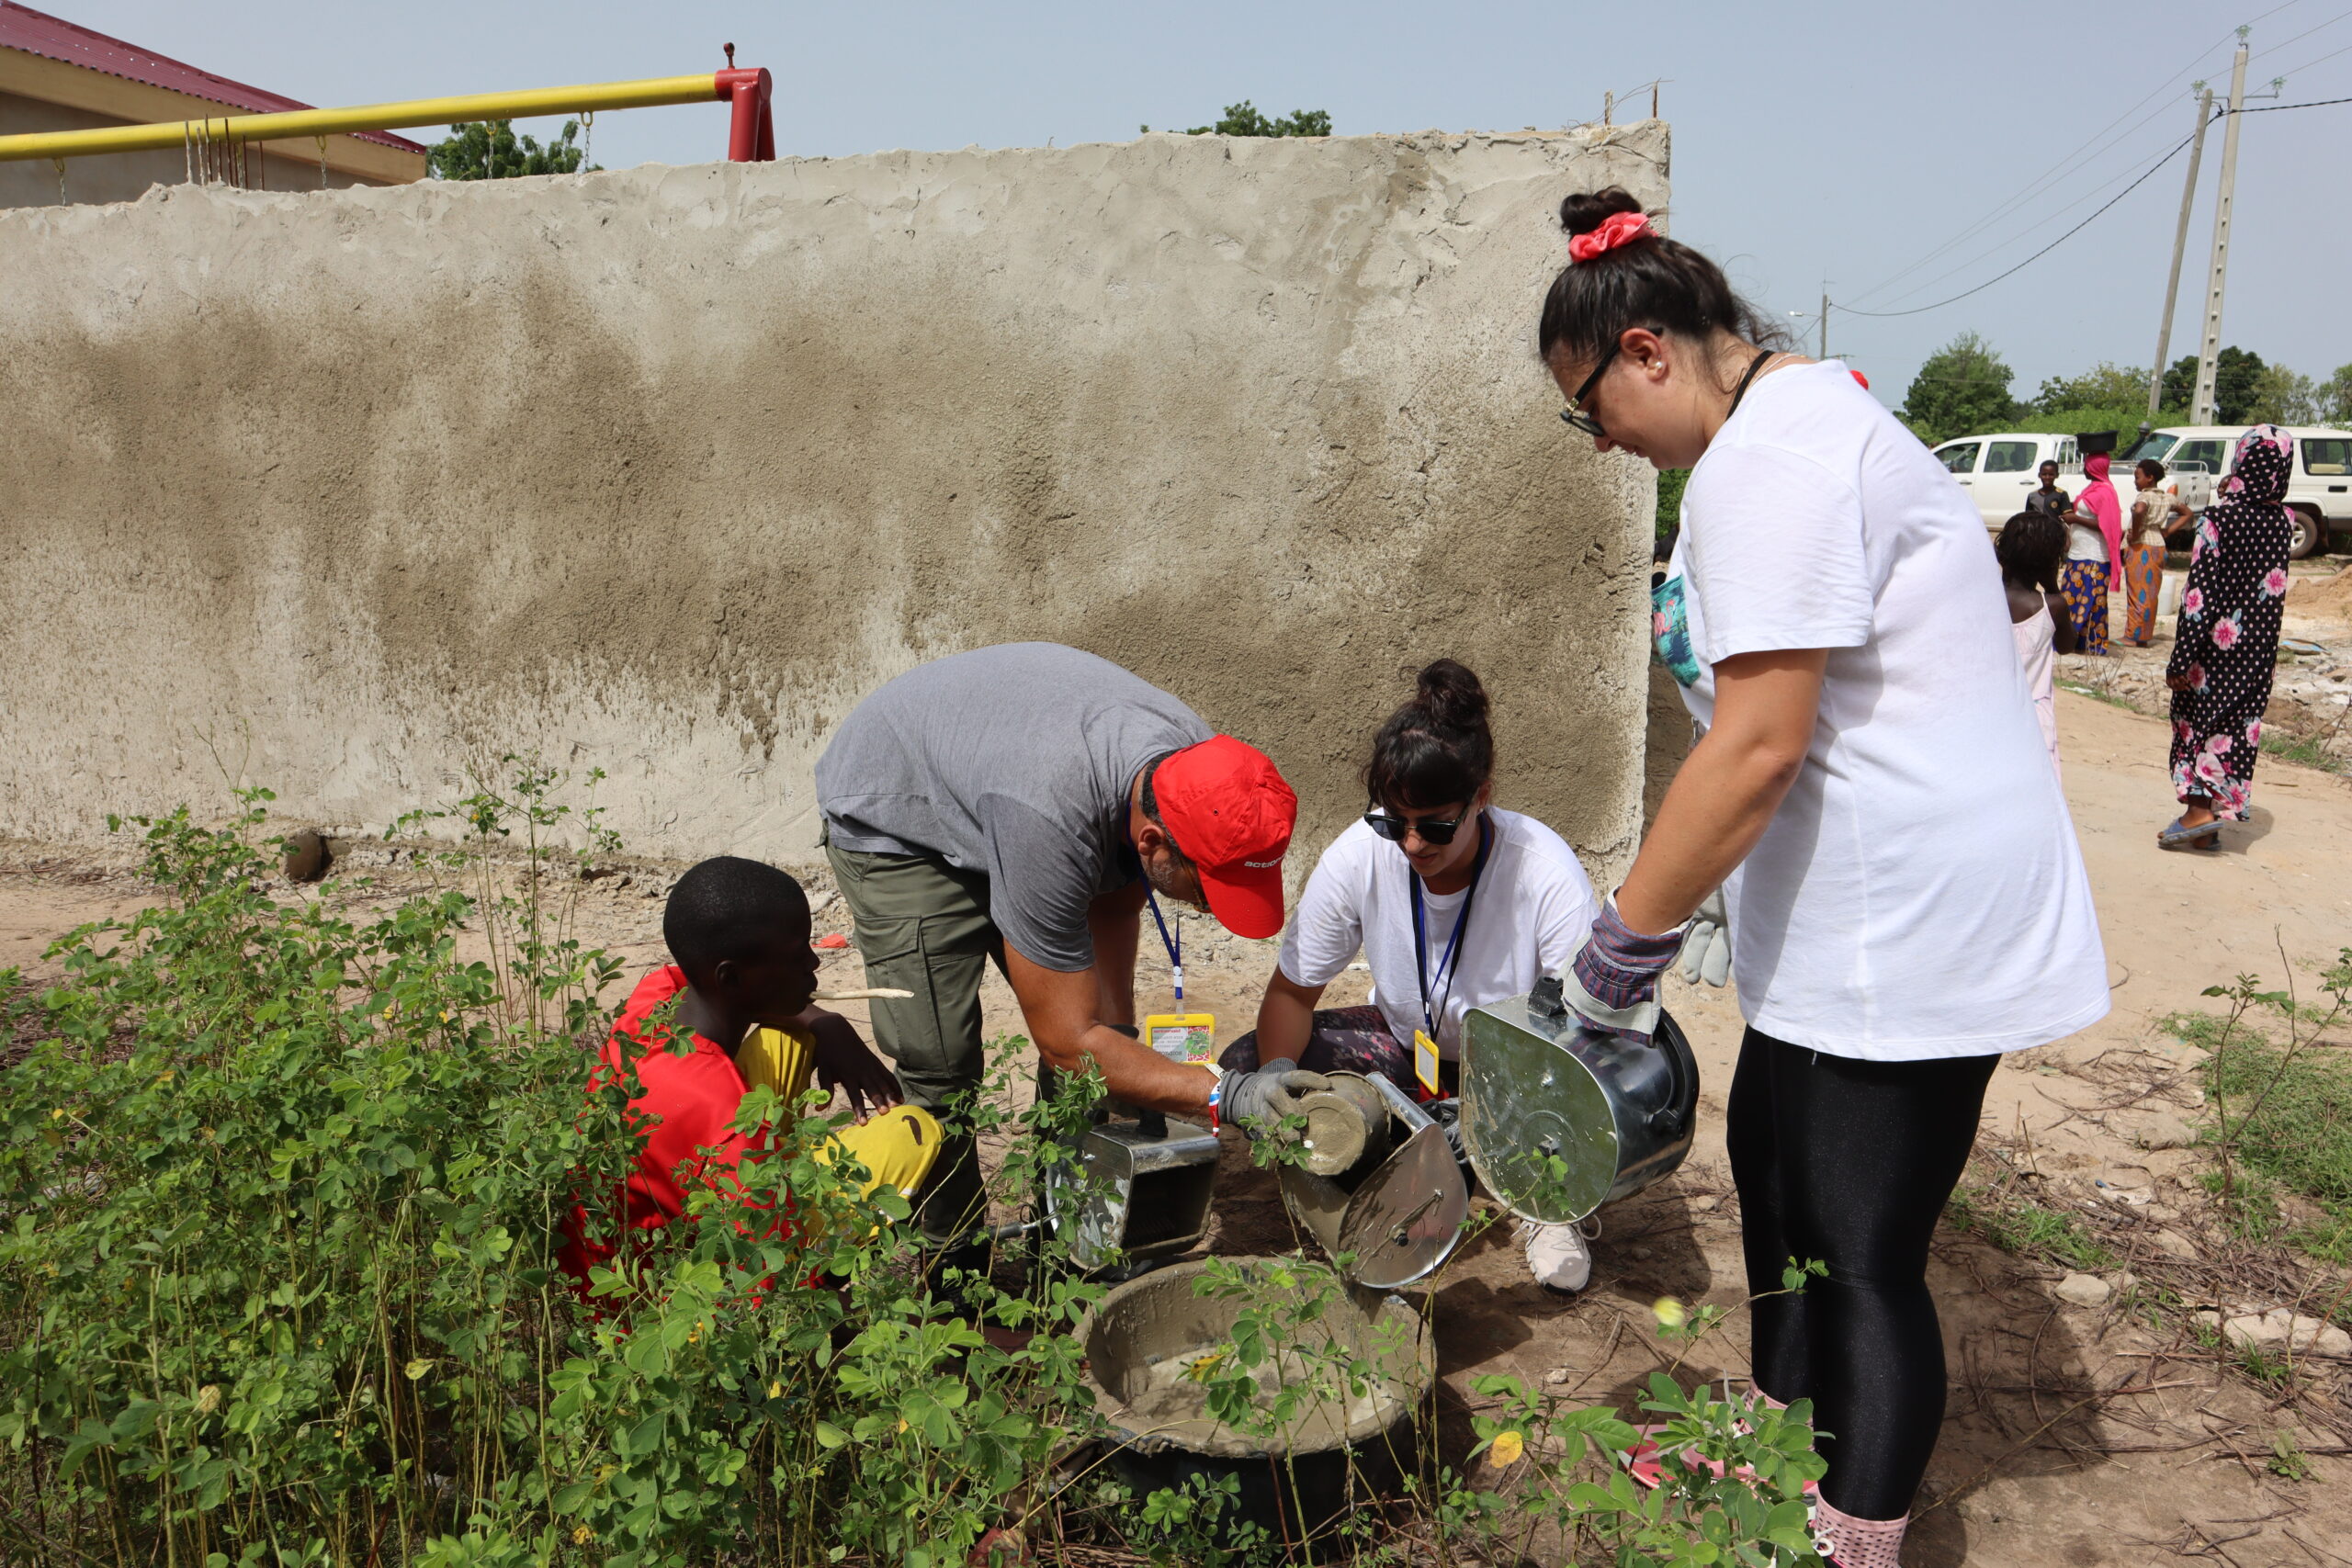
[{"xmin": 0, "ymin": 778, "xmax": 1108, "ymax": 1566}]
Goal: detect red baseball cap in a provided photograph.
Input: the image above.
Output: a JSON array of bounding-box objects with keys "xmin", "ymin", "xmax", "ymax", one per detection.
[{"xmin": 1150, "ymin": 737, "xmax": 1296, "ymax": 940}]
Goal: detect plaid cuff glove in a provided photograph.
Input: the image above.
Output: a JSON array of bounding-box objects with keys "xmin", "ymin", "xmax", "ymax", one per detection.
[{"xmin": 1570, "ymin": 896, "xmax": 1688, "ymax": 1013}]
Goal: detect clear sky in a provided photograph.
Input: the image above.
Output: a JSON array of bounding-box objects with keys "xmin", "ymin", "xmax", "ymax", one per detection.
[{"xmin": 67, "ymin": 0, "xmax": 2352, "ymax": 412}]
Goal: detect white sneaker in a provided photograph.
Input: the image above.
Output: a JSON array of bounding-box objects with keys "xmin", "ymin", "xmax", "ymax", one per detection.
[{"xmin": 1519, "ymin": 1218, "xmax": 1594, "ymax": 1292}]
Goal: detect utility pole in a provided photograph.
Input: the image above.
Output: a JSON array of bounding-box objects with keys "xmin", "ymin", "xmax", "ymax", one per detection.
[
  {"xmin": 2149, "ymin": 85, "xmax": 2214, "ymax": 422},
  {"xmin": 2192, "ymin": 36, "xmax": 2249, "ymax": 424},
  {"xmin": 1819, "ymin": 288, "xmax": 1829, "ymax": 360}
]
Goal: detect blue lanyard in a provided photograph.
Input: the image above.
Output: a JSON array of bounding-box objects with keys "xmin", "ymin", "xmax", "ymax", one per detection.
[
  {"xmin": 1409, "ymin": 816, "xmax": 1490, "ymax": 1044},
  {"xmin": 1146, "ymin": 888, "xmax": 1183, "ymax": 1002}
]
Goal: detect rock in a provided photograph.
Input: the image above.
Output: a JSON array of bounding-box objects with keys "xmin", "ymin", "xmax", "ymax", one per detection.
[
  {"xmin": 1541, "ymin": 1366, "xmax": 1575, "ymax": 1387},
  {"xmin": 1628, "ymin": 1245, "xmax": 1655, "ymax": 1261},
  {"xmin": 2149, "ymin": 1228, "xmax": 2199, "ymax": 1259},
  {"xmin": 281, "ymin": 827, "xmax": 330, "ymax": 882},
  {"xmin": 1692, "ymin": 1194, "xmax": 1721, "ymax": 1213},
  {"xmin": 2054, "ymin": 1272, "xmax": 2113, "ymax": 1309},
  {"xmin": 2288, "ymin": 1314, "xmax": 2352, "ymax": 1358},
  {"xmin": 2116, "ymin": 1110, "xmax": 2198, "ymax": 1151},
  {"xmin": 2202, "ymin": 1308, "xmax": 2339, "ymax": 1357}
]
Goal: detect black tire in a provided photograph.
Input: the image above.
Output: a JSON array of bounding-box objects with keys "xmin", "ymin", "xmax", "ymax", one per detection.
[{"xmin": 2290, "ymin": 506, "xmax": 2323, "ymax": 560}]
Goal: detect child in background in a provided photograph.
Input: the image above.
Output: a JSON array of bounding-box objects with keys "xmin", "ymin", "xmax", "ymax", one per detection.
[
  {"xmin": 2122, "ymin": 458, "xmax": 2187, "ymax": 647},
  {"xmin": 559, "ymin": 856, "xmax": 939, "ymax": 1290},
  {"xmin": 1998, "ymin": 510, "xmax": 2076, "ymax": 778}
]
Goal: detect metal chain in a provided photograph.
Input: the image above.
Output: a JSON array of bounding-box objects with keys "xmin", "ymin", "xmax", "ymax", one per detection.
[
  {"xmin": 51, "ymin": 156, "xmax": 64, "ymax": 205},
  {"xmin": 581, "ymin": 110, "xmax": 593, "ymax": 174},
  {"xmin": 317, "ymin": 134, "xmax": 328, "ymax": 190}
]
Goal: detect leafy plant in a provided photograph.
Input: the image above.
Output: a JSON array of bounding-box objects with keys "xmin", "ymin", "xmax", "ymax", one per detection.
[{"xmin": 0, "ymin": 775, "xmax": 1115, "ymax": 1567}]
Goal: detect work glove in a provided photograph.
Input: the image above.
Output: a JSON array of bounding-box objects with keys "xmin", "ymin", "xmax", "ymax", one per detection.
[
  {"xmin": 1563, "ymin": 895, "xmax": 1688, "ymax": 1041},
  {"xmin": 1218, "ymin": 1058, "xmax": 1334, "ymax": 1143},
  {"xmin": 1676, "ymin": 889, "xmax": 1733, "ymax": 989}
]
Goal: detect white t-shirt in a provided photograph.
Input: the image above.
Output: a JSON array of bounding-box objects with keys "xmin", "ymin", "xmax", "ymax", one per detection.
[
  {"xmin": 1653, "ymin": 360, "xmax": 2109, "ymax": 1060},
  {"xmin": 1277, "ymin": 808, "xmax": 1598, "ymax": 1060}
]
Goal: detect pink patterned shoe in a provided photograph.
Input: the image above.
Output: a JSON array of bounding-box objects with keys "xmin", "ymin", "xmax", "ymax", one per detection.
[{"xmin": 1811, "ymin": 1495, "xmax": 1906, "ymax": 1567}]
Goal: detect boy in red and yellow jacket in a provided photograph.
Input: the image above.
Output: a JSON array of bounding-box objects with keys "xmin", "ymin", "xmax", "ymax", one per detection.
[{"xmin": 559, "ymin": 855, "xmax": 940, "ymax": 1287}]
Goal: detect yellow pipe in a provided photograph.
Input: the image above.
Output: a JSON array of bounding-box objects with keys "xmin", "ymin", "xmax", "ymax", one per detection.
[{"xmin": 0, "ymin": 73, "xmax": 722, "ymax": 163}]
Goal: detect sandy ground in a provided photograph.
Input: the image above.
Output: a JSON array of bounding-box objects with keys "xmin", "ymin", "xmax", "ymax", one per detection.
[{"xmin": 5, "ymin": 581, "xmax": 2351, "ymax": 1564}]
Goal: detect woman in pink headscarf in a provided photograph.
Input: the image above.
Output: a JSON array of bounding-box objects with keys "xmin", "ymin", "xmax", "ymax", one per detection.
[{"xmin": 2055, "ymin": 450, "xmax": 2125, "ymax": 656}]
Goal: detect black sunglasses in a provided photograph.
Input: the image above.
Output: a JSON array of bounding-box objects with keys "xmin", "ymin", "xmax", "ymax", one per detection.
[
  {"xmin": 1363, "ymin": 806, "xmax": 1470, "ymax": 845},
  {"xmin": 1558, "ymin": 340, "xmax": 1622, "ymax": 438},
  {"xmin": 1559, "ymin": 327, "xmax": 1670, "ymax": 438}
]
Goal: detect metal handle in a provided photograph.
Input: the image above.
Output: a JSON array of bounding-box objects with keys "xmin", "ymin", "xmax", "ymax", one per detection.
[{"xmin": 1645, "ymin": 1023, "xmax": 1691, "ymax": 1137}]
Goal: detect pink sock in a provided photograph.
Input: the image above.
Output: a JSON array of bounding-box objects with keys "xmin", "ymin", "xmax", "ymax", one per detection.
[{"xmin": 1812, "ymin": 1495, "xmax": 1907, "ymax": 1568}]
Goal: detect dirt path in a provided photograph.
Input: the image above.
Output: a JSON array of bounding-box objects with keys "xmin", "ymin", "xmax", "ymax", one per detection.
[{"xmin": 6, "ymin": 664, "xmax": 2351, "ymax": 1564}]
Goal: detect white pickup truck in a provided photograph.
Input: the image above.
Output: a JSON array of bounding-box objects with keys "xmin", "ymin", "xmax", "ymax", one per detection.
[
  {"xmin": 1933, "ymin": 425, "xmax": 2351, "ymax": 558},
  {"xmin": 2123, "ymin": 425, "xmax": 2352, "ymax": 558}
]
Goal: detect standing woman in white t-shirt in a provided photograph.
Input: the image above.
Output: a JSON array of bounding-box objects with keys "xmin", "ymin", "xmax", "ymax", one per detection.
[
  {"xmin": 1538, "ymin": 189, "xmax": 2109, "ymax": 1567},
  {"xmin": 1222, "ymin": 660, "xmax": 1602, "ymax": 1290}
]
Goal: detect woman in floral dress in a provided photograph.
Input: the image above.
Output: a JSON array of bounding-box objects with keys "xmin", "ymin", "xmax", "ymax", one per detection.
[{"xmin": 2161, "ymin": 425, "xmax": 2295, "ymax": 850}]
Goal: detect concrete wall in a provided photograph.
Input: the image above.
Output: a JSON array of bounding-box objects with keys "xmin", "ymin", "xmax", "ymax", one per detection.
[
  {"xmin": 0, "ymin": 124, "xmax": 1668, "ymax": 883},
  {"xmin": 1, "ymin": 91, "xmax": 384, "ymax": 209}
]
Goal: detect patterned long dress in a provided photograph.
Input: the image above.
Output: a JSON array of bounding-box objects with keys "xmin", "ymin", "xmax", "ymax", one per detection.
[{"xmin": 2166, "ymin": 429, "xmax": 2294, "ymax": 819}]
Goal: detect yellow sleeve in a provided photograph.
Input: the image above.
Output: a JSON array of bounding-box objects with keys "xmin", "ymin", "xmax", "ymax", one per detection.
[{"xmin": 737, "ymin": 1025, "xmax": 817, "ymax": 1105}]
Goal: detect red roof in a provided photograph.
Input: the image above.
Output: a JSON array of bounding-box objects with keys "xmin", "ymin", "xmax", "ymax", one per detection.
[{"xmin": 0, "ymin": 2, "xmax": 425, "ymax": 153}]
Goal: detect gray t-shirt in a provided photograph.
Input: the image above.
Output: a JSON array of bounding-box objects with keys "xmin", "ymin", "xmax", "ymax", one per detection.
[{"xmin": 815, "ymin": 643, "xmax": 1212, "ymax": 971}]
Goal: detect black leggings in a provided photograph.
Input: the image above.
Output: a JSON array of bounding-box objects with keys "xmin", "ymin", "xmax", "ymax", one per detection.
[{"xmin": 1725, "ymin": 1028, "xmax": 1996, "ymax": 1521}]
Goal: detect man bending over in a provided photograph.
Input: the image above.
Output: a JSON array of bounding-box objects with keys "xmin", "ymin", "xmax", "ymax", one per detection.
[{"xmin": 816, "ymin": 642, "xmax": 1320, "ymax": 1267}]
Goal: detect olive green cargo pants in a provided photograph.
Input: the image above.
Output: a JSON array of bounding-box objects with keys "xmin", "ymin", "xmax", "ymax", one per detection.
[{"xmin": 824, "ymin": 839, "xmax": 1007, "ymax": 1247}]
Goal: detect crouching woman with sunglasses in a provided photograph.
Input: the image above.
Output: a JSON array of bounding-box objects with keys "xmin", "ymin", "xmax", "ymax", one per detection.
[
  {"xmin": 1543, "ymin": 189, "xmax": 2109, "ymax": 1565},
  {"xmin": 1219, "ymin": 658, "xmax": 1604, "ymax": 1290}
]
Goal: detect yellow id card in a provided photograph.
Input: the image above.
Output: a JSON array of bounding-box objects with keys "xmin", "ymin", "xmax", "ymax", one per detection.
[
  {"xmin": 1413, "ymin": 1029, "xmax": 1442, "ymax": 1096},
  {"xmin": 1145, "ymin": 1012, "xmax": 1217, "ymax": 1066}
]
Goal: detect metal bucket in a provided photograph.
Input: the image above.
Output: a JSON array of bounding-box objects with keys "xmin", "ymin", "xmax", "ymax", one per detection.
[
  {"xmin": 1459, "ymin": 977, "xmax": 1699, "ymax": 1224},
  {"xmin": 1043, "ymin": 1107, "xmax": 1221, "ymax": 1273},
  {"xmin": 1278, "ymin": 1072, "xmax": 1469, "ymax": 1289}
]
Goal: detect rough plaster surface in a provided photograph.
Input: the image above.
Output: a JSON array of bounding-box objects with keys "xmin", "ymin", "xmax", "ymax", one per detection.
[{"xmin": 0, "ymin": 124, "xmax": 1668, "ymax": 883}]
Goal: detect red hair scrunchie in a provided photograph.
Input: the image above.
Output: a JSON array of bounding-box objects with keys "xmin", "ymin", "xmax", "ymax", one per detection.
[{"xmin": 1566, "ymin": 209, "xmax": 1654, "ymax": 262}]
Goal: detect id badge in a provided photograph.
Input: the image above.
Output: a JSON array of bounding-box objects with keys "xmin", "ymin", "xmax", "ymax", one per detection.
[
  {"xmin": 1145, "ymin": 1013, "xmax": 1216, "ymax": 1066},
  {"xmin": 1413, "ymin": 1029, "xmax": 1442, "ymax": 1096}
]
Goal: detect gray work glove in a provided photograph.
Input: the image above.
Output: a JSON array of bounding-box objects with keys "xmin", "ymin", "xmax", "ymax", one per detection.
[
  {"xmin": 1677, "ymin": 889, "xmax": 1733, "ymax": 988},
  {"xmin": 1218, "ymin": 1059, "xmax": 1333, "ymax": 1142}
]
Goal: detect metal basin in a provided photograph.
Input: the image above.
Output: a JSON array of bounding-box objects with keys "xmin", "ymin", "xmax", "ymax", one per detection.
[{"xmin": 1074, "ymin": 1257, "xmax": 1432, "ymax": 1549}]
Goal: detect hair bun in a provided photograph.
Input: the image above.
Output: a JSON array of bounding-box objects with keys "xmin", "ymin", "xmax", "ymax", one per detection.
[
  {"xmin": 1413, "ymin": 659, "xmax": 1488, "ymax": 731},
  {"xmin": 1559, "ymin": 186, "xmax": 1646, "ymax": 239}
]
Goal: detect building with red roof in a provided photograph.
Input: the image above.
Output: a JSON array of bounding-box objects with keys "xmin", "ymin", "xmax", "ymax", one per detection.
[{"xmin": 1, "ymin": 1, "xmax": 425, "ymax": 209}]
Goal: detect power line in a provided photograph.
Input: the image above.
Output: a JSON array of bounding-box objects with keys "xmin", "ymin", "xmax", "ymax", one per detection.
[
  {"xmin": 1859, "ymin": 98, "xmax": 2207, "ymax": 311},
  {"xmin": 1834, "ymin": 89, "xmax": 2352, "ymax": 323},
  {"xmin": 1841, "ymin": 19, "xmax": 2282, "ymax": 310},
  {"xmin": 1835, "ymin": 122, "xmax": 2209, "ymax": 320}
]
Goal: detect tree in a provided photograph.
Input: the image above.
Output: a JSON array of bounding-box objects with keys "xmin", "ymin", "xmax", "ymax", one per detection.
[
  {"xmin": 1901, "ymin": 332, "xmax": 2018, "ymax": 444},
  {"xmin": 2318, "ymin": 363, "xmax": 2352, "ymax": 426},
  {"xmin": 1140, "ymin": 101, "xmax": 1332, "ymax": 137},
  {"xmin": 2159, "ymin": 346, "xmax": 2267, "ymax": 424},
  {"xmin": 2250, "ymin": 363, "xmax": 2318, "ymax": 425},
  {"xmin": 427, "ymin": 119, "xmax": 593, "ymax": 181},
  {"xmin": 2029, "ymin": 362, "xmax": 2149, "ymax": 415}
]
